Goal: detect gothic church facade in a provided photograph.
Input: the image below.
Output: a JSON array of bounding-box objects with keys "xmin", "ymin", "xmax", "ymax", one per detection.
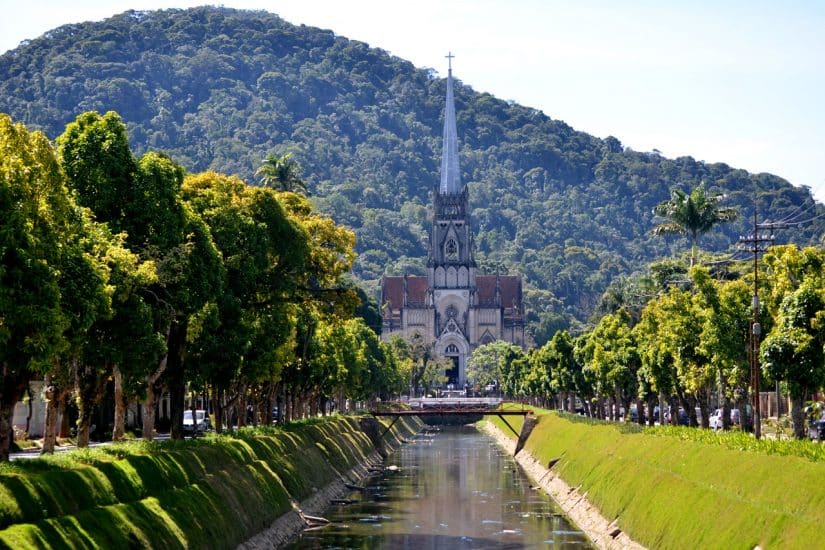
[{"xmin": 380, "ymin": 59, "xmax": 525, "ymax": 387}]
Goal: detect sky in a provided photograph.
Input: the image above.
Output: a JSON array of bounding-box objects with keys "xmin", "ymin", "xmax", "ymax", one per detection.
[{"xmin": 2, "ymin": 0, "xmax": 824, "ymax": 201}]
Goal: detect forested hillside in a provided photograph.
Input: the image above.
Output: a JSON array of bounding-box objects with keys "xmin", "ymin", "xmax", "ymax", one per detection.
[{"xmin": 1, "ymin": 6, "xmax": 822, "ymax": 337}]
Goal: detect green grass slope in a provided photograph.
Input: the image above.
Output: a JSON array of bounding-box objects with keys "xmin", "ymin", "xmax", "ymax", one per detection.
[
  {"xmin": 0, "ymin": 416, "xmax": 420, "ymax": 549},
  {"xmin": 489, "ymin": 410, "xmax": 825, "ymax": 549}
]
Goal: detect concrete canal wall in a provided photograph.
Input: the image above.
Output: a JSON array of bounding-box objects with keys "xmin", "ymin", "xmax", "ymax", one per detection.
[
  {"xmin": 486, "ymin": 411, "xmax": 825, "ymax": 550},
  {"xmin": 481, "ymin": 420, "xmax": 644, "ymax": 550}
]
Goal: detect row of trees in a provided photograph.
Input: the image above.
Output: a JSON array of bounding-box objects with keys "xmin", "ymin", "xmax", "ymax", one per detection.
[
  {"xmin": 0, "ymin": 111, "xmax": 409, "ymax": 461},
  {"xmin": 469, "ymin": 200, "xmax": 825, "ymax": 439}
]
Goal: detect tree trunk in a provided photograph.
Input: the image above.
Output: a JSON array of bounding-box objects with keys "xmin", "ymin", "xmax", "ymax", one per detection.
[
  {"xmin": 41, "ymin": 377, "xmax": 59, "ymax": 454},
  {"xmin": 791, "ymin": 393, "xmax": 806, "ymax": 439},
  {"xmin": 166, "ymin": 322, "xmax": 188, "ymax": 441},
  {"xmin": 636, "ymin": 397, "xmax": 645, "ymax": 426},
  {"xmin": 0, "ymin": 363, "xmax": 29, "ymax": 462},
  {"xmin": 112, "ymin": 365, "xmax": 126, "ymax": 441},
  {"xmin": 142, "ymin": 325, "xmax": 172, "ymax": 441},
  {"xmin": 684, "ymin": 395, "xmax": 698, "ymax": 427},
  {"xmin": 277, "ymin": 393, "xmax": 285, "ymax": 423},
  {"xmin": 142, "ymin": 383, "xmax": 158, "ymax": 441},
  {"xmin": 75, "ymin": 361, "xmax": 110, "ymax": 448},
  {"xmin": 658, "ymin": 393, "xmax": 666, "ymax": 426},
  {"xmin": 647, "ymin": 396, "xmax": 656, "ymax": 427},
  {"xmin": 669, "ymin": 396, "xmax": 680, "ymax": 426},
  {"xmin": 58, "ymin": 398, "xmax": 70, "ymax": 438},
  {"xmin": 214, "ymin": 387, "xmax": 224, "ymax": 434},
  {"xmin": 0, "ymin": 402, "xmax": 15, "ymax": 463}
]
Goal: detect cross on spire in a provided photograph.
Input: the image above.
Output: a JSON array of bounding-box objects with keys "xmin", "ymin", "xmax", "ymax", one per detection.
[{"xmin": 445, "ymin": 51, "xmax": 454, "ymax": 71}]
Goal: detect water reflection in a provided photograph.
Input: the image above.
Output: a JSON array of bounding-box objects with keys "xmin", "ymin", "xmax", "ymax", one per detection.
[{"xmin": 286, "ymin": 425, "xmax": 591, "ymax": 549}]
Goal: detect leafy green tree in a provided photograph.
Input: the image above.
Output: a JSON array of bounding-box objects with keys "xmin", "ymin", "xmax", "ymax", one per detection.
[
  {"xmin": 761, "ymin": 246, "xmax": 825, "ymax": 438},
  {"xmin": 0, "ymin": 115, "xmax": 74, "ymax": 461},
  {"xmin": 691, "ymin": 266, "xmax": 751, "ymax": 429},
  {"xmin": 546, "ymin": 330, "xmax": 585, "ymax": 412},
  {"xmin": 466, "ymin": 340, "xmax": 514, "ymax": 390},
  {"xmin": 578, "ymin": 310, "xmax": 640, "ymax": 421},
  {"xmin": 181, "ymin": 171, "xmax": 309, "ymax": 430},
  {"xmin": 634, "ymin": 288, "xmax": 698, "ymax": 425},
  {"xmin": 651, "ymin": 183, "xmax": 738, "ymax": 266}
]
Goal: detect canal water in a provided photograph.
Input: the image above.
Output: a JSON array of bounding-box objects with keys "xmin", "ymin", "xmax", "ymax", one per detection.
[{"xmin": 285, "ymin": 425, "xmax": 591, "ymax": 548}]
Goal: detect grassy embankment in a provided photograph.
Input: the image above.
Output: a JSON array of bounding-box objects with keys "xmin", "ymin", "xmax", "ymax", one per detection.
[
  {"xmin": 489, "ymin": 407, "xmax": 825, "ymax": 549},
  {"xmin": 0, "ymin": 415, "xmax": 420, "ymax": 549}
]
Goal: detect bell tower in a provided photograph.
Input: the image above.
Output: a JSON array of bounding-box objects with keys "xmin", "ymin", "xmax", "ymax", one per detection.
[
  {"xmin": 427, "ymin": 53, "xmax": 473, "ymax": 387},
  {"xmin": 428, "ymin": 52, "xmax": 475, "ymax": 291}
]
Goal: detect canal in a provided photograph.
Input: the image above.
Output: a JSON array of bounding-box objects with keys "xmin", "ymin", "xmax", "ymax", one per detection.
[{"xmin": 286, "ymin": 425, "xmax": 591, "ymax": 548}]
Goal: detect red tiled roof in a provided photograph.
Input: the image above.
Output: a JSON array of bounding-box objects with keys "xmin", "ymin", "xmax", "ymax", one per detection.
[
  {"xmin": 407, "ymin": 277, "xmax": 429, "ymax": 305},
  {"xmin": 382, "ymin": 276, "xmax": 429, "ymax": 310},
  {"xmin": 500, "ymin": 276, "xmax": 521, "ymax": 310},
  {"xmin": 476, "ymin": 276, "xmax": 497, "ymax": 305},
  {"xmin": 382, "ymin": 277, "xmax": 403, "ymax": 311}
]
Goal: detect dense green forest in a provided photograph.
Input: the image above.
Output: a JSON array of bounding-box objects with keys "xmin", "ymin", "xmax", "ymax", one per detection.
[{"xmin": 1, "ymin": 6, "xmax": 823, "ymax": 339}]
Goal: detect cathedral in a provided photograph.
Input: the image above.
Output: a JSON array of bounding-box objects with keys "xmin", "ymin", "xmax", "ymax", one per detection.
[{"xmin": 380, "ymin": 58, "xmax": 526, "ymax": 388}]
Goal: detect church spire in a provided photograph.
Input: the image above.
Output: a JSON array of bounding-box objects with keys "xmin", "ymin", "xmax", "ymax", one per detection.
[{"xmin": 439, "ymin": 52, "xmax": 461, "ymax": 195}]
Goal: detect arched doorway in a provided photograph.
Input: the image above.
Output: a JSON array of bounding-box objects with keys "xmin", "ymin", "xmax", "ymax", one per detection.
[
  {"xmin": 444, "ymin": 343, "xmax": 460, "ymax": 386},
  {"xmin": 435, "ymin": 335, "xmax": 470, "ymax": 388}
]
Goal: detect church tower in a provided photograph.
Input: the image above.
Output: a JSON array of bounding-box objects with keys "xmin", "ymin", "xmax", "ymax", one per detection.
[
  {"xmin": 379, "ymin": 55, "xmax": 525, "ymax": 394},
  {"xmin": 427, "ymin": 53, "xmax": 474, "ymax": 385}
]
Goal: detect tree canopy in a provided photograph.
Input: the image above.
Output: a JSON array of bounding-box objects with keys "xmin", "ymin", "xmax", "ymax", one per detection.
[{"xmin": 1, "ymin": 6, "xmax": 822, "ymax": 337}]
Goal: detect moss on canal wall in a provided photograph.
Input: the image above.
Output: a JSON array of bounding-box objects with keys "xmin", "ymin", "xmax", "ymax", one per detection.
[
  {"xmin": 489, "ymin": 410, "xmax": 825, "ymax": 550},
  {"xmin": 0, "ymin": 416, "xmax": 420, "ymax": 549}
]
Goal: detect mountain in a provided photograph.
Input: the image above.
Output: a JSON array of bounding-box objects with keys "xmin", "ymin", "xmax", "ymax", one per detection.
[{"xmin": 1, "ymin": 6, "xmax": 822, "ymax": 340}]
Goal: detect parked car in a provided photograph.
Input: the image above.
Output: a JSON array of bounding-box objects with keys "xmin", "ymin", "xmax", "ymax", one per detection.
[
  {"xmin": 709, "ymin": 408, "xmax": 741, "ymax": 430},
  {"xmin": 183, "ymin": 409, "xmax": 211, "ymax": 435},
  {"xmin": 808, "ymin": 411, "xmax": 825, "ymax": 440},
  {"xmin": 709, "ymin": 409, "xmax": 724, "ymax": 430}
]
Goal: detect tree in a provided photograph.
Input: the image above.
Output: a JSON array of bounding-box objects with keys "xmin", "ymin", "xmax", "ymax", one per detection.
[
  {"xmin": 57, "ymin": 112, "xmax": 221, "ymax": 442},
  {"xmin": 651, "ymin": 183, "xmax": 738, "ymax": 266},
  {"xmin": 181, "ymin": 171, "xmax": 309, "ymax": 430},
  {"xmin": 467, "ymin": 341, "xmax": 513, "ymax": 390},
  {"xmin": 692, "ymin": 267, "xmax": 751, "ymax": 430},
  {"xmin": 255, "ymin": 153, "xmax": 308, "ymax": 194},
  {"xmin": 634, "ymin": 287, "xmax": 704, "ymax": 426},
  {"xmin": 578, "ymin": 310, "xmax": 640, "ymax": 421},
  {"xmin": 761, "ymin": 246, "xmax": 825, "ymax": 438},
  {"xmin": 546, "ymin": 330, "xmax": 583, "ymax": 413},
  {"xmin": 0, "ymin": 115, "xmax": 74, "ymax": 461}
]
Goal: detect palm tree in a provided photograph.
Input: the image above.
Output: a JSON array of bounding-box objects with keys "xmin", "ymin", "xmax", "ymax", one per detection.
[
  {"xmin": 255, "ymin": 152, "xmax": 308, "ymax": 194},
  {"xmin": 651, "ymin": 183, "xmax": 738, "ymax": 266}
]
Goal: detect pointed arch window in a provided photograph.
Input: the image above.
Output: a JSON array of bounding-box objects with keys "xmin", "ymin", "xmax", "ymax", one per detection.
[
  {"xmin": 445, "ymin": 238, "xmax": 458, "ymax": 260},
  {"xmin": 445, "ymin": 344, "xmax": 459, "ymax": 355}
]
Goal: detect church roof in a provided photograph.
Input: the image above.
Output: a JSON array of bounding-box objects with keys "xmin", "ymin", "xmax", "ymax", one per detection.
[
  {"xmin": 476, "ymin": 276, "xmax": 497, "ymax": 306},
  {"xmin": 476, "ymin": 275, "xmax": 522, "ymax": 310},
  {"xmin": 439, "ymin": 54, "xmax": 461, "ymax": 195},
  {"xmin": 381, "ymin": 276, "xmax": 429, "ymax": 311},
  {"xmin": 407, "ymin": 277, "xmax": 429, "ymax": 305},
  {"xmin": 499, "ymin": 276, "xmax": 522, "ymax": 310},
  {"xmin": 382, "ymin": 277, "xmax": 404, "ymax": 311}
]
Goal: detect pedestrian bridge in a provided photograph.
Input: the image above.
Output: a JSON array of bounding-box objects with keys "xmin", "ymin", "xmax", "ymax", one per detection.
[{"xmin": 369, "ymin": 397, "xmax": 533, "ymax": 440}]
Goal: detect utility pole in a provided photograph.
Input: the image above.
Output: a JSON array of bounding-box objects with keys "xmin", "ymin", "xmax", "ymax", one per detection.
[{"xmin": 738, "ymin": 212, "xmax": 785, "ymax": 439}]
